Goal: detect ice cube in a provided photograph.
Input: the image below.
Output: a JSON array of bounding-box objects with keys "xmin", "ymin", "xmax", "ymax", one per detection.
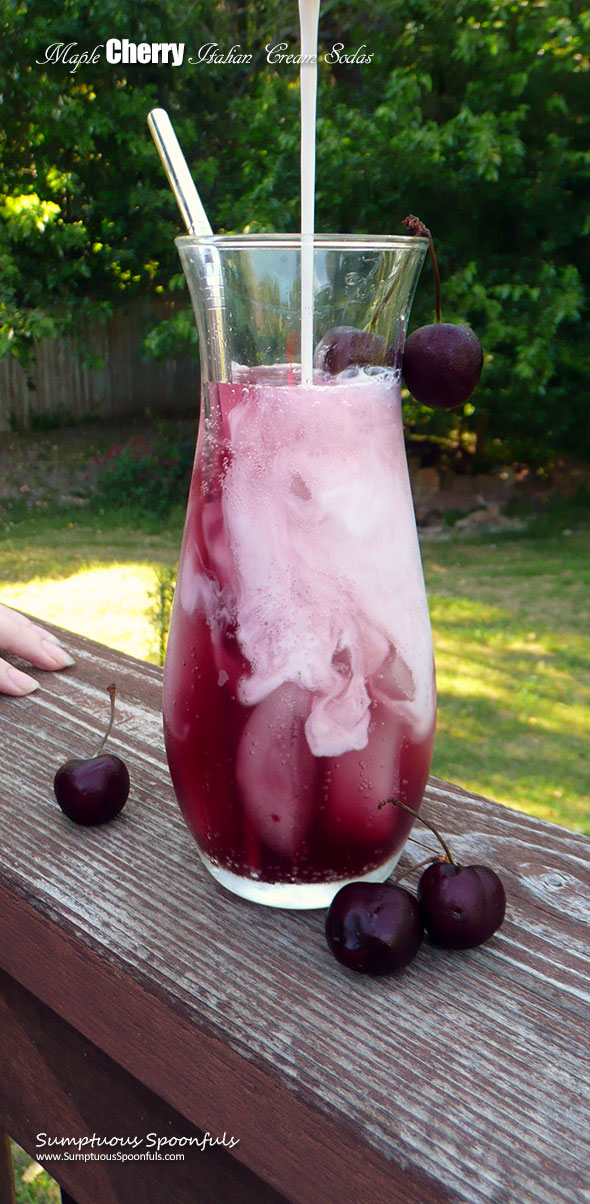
[
  {"xmin": 323, "ymin": 699, "xmax": 402, "ymax": 843},
  {"xmin": 305, "ymin": 635, "xmax": 371, "ymax": 756},
  {"xmin": 370, "ymin": 644, "xmax": 416, "ymax": 704},
  {"xmin": 202, "ymin": 498, "xmax": 235, "ymax": 593},
  {"xmin": 236, "ymin": 683, "xmax": 317, "ymax": 857}
]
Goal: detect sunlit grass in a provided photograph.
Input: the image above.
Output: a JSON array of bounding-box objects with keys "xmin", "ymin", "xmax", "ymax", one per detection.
[
  {"xmin": 0, "ymin": 512, "xmax": 182, "ymax": 664},
  {"xmin": 1, "ymin": 565, "xmax": 164, "ymax": 663}
]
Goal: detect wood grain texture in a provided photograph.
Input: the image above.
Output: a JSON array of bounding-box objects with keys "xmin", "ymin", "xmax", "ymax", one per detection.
[
  {"xmin": 0, "ymin": 621, "xmax": 589, "ymax": 1204},
  {"xmin": 0, "ymin": 1133, "xmax": 15, "ymax": 1204},
  {"xmin": 0, "ymin": 968, "xmax": 288, "ymax": 1204}
]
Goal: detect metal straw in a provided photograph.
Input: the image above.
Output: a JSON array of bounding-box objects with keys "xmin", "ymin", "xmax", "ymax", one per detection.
[
  {"xmin": 148, "ymin": 108, "xmax": 212, "ymax": 236},
  {"xmin": 147, "ymin": 108, "xmax": 230, "ymax": 382}
]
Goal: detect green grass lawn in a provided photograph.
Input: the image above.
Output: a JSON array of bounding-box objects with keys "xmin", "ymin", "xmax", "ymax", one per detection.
[
  {"xmin": 422, "ymin": 524, "xmax": 589, "ymax": 832},
  {"xmin": 0, "ymin": 503, "xmax": 588, "ymax": 836}
]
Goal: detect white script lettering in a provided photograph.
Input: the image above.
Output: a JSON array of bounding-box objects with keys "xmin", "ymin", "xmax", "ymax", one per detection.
[
  {"xmin": 105, "ymin": 40, "xmax": 185, "ymax": 66},
  {"xmin": 188, "ymin": 43, "xmax": 252, "ymax": 65},
  {"xmin": 36, "ymin": 42, "xmax": 104, "ymax": 73}
]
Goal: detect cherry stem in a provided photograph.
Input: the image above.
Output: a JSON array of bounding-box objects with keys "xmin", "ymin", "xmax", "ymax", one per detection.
[
  {"xmin": 394, "ymin": 856, "xmax": 439, "ymax": 887},
  {"xmin": 94, "ymin": 684, "xmax": 116, "ymax": 757},
  {"xmin": 402, "ymin": 215, "xmax": 442, "ymax": 324},
  {"xmin": 378, "ymin": 796, "xmax": 457, "ymax": 865},
  {"xmin": 408, "ymin": 833, "xmax": 438, "ymax": 854}
]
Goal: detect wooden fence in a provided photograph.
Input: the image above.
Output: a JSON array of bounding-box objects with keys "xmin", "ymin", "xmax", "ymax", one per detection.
[{"xmin": 0, "ymin": 303, "xmax": 199, "ymax": 432}]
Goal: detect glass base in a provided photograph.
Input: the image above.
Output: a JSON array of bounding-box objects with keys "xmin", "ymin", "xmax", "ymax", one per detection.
[{"xmin": 200, "ymin": 848, "xmax": 405, "ymax": 910}]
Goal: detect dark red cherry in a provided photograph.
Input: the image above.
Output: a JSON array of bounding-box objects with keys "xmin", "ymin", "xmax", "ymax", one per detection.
[
  {"xmin": 325, "ymin": 881, "xmax": 423, "ymax": 975},
  {"xmin": 314, "ymin": 326, "xmax": 387, "ymax": 375},
  {"xmin": 54, "ymin": 754, "xmax": 129, "ymax": 826},
  {"xmin": 400, "ymin": 216, "xmax": 483, "ymax": 409},
  {"xmin": 417, "ymin": 861, "xmax": 506, "ymax": 949},
  {"xmin": 53, "ymin": 684, "xmax": 130, "ymax": 826},
  {"xmin": 403, "ymin": 322, "xmax": 483, "ymax": 410}
]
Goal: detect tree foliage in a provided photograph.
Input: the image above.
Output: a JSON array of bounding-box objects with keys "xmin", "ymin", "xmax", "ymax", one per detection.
[{"xmin": 1, "ymin": 0, "xmax": 589, "ymax": 458}]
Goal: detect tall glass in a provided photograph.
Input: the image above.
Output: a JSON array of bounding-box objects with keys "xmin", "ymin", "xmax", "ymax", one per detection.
[{"xmin": 163, "ymin": 234, "xmax": 436, "ymax": 908}]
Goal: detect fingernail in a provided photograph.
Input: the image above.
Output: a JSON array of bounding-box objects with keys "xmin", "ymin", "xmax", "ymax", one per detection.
[
  {"xmin": 41, "ymin": 639, "xmax": 76, "ymax": 668},
  {"xmin": 42, "ymin": 633, "xmax": 66, "ymax": 647},
  {"xmin": 7, "ymin": 667, "xmax": 40, "ymax": 694}
]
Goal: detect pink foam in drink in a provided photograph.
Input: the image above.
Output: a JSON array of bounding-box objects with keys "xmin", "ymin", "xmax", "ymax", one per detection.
[{"xmin": 163, "ymin": 364, "xmax": 436, "ymax": 895}]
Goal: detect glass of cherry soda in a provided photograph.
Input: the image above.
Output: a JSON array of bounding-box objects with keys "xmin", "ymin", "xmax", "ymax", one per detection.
[{"xmin": 163, "ymin": 233, "xmax": 436, "ymax": 908}]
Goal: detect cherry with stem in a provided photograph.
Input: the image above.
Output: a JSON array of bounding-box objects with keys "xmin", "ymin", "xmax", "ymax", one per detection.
[
  {"xmin": 380, "ymin": 796, "xmax": 507, "ymax": 950},
  {"xmin": 96, "ymin": 683, "xmax": 117, "ymax": 755},
  {"xmin": 378, "ymin": 795, "xmax": 456, "ymax": 863},
  {"xmin": 402, "ymin": 215, "xmax": 442, "ymax": 323},
  {"xmin": 401, "ymin": 214, "xmax": 483, "ymax": 410},
  {"xmin": 53, "ymin": 684, "xmax": 130, "ymax": 826}
]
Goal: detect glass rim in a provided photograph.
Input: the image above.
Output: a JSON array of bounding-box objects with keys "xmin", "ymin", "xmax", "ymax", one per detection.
[{"xmin": 175, "ymin": 232, "xmax": 429, "ymax": 250}]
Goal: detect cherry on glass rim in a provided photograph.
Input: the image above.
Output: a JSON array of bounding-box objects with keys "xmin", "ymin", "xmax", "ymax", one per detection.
[
  {"xmin": 403, "ymin": 322, "xmax": 483, "ymax": 410},
  {"xmin": 401, "ymin": 214, "xmax": 483, "ymax": 410}
]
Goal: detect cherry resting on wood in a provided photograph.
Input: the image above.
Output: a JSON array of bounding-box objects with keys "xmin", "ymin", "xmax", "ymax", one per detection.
[
  {"xmin": 381, "ymin": 797, "xmax": 507, "ymax": 949},
  {"xmin": 325, "ymin": 881, "xmax": 423, "ymax": 975},
  {"xmin": 53, "ymin": 684, "xmax": 130, "ymax": 825},
  {"xmin": 417, "ymin": 861, "xmax": 506, "ymax": 950},
  {"xmin": 324, "ymin": 798, "xmax": 505, "ymax": 975}
]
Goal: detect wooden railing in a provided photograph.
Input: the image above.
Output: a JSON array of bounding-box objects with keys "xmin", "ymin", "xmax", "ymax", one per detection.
[{"xmin": 0, "ymin": 623, "xmax": 588, "ymax": 1203}]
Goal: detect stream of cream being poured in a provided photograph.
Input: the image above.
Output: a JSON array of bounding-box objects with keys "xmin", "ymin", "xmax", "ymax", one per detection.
[{"xmin": 298, "ymin": 0, "xmax": 321, "ymax": 385}]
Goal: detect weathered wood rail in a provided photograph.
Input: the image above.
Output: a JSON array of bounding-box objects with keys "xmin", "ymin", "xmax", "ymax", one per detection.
[{"xmin": 0, "ymin": 623, "xmax": 588, "ymax": 1203}]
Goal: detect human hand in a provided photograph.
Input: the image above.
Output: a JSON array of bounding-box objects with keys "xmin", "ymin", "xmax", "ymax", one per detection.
[{"xmin": 0, "ymin": 604, "xmax": 75, "ymax": 696}]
